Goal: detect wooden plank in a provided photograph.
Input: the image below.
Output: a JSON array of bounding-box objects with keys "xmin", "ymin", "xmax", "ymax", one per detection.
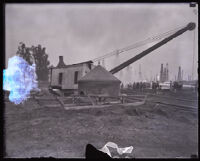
[
  {"xmin": 64, "ymin": 104, "xmax": 111, "ymax": 110},
  {"xmin": 56, "ymin": 96, "xmax": 65, "ymax": 107},
  {"xmin": 43, "ymin": 104, "xmax": 62, "ymax": 108},
  {"xmin": 34, "ymin": 97, "xmax": 57, "ymax": 101},
  {"xmin": 122, "ymin": 101, "xmax": 145, "ymax": 107},
  {"xmin": 63, "ymin": 101, "xmax": 146, "ymax": 110},
  {"xmin": 87, "ymin": 95, "xmax": 96, "ymax": 106}
]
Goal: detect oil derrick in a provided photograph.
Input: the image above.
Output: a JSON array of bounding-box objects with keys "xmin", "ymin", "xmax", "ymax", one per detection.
[
  {"xmin": 102, "ymin": 59, "xmax": 105, "ymax": 68},
  {"xmin": 177, "ymin": 66, "xmax": 182, "ymax": 81},
  {"xmin": 188, "ymin": 75, "xmax": 191, "ymax": 81},
  {"xmin": 139, "ymin": 64, "xmax": 142, "ymax": 81},
  {"xmin": 166, "ymin": 63, "xmax": 169, "ymax": 81},
  {"xmin": 160, "ymin": 63, "xmax": 169, "ymax": 82},
  {"xmin": 181, "ymin": 69, "xmax": 184, "ymax": 80},
  {"xmin": 150, "ymin": 70, "xmax": 152, "ymax": 81},
  {"xmin": 160, "ymin": 64, "xmax": 164, "ymax": 82},
  {"xmin": 115, "ymin": 50, "xmax": 122, "ymax": 76},
  {"xmin": 126, "ymin": 65, "xmax": 130, "ymax": 77},
  {"xmin": 163, "ymin": 67, "xmax": 167, "ymax": 82}
]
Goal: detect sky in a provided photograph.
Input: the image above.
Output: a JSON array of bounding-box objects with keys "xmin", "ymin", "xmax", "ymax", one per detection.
[{"xmin": 5, "ymin": 3, "xmax": 198, "ymax": 84}]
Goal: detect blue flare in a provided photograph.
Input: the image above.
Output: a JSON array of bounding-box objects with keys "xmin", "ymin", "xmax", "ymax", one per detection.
[{"xmin": 3, "ymin": 56, "xmax": 38, "ymax": 104}]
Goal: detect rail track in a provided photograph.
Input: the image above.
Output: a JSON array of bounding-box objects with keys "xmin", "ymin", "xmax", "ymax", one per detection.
[
  {"xmin": 146, "ymin": 93, "xmax": 198, "ymax": 102},
  {"xmin": 148, "ymin": 100, "xmax": 198, "ymax": 113},
  {"xmin": 122, "ymin": 92, "xmax": 198, "ymax": 113}
]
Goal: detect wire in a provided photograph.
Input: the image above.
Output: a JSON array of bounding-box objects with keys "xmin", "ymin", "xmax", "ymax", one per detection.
[
  {"xmin": 94, "ymin": 27, "xmax": 182, "ymax": 62},
  {"xmin": 92, "ymin": 24, "xmax": 186, "ymax": 62}
]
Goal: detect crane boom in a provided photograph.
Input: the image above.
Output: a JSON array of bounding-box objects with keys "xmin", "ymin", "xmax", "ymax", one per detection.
[{"xmin": 109, "ymin": 22, "xmax": 196, "ymax": 74}]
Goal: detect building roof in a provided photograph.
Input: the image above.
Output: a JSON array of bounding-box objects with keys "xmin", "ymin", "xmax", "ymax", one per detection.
[
  {"xmin": 78, "ymin": 65, "xmax": 121, "ymax": 82},
  {"xmin": 57, "ymin": 62, "xmax": 66, "ymax": 68},
  {"xmin": 48, "ymin": 65, "xmax": 54, "ymax": 69},
  {"xmin": 53, "ymin": 60, "xmax": 93, "ymax": 69}
]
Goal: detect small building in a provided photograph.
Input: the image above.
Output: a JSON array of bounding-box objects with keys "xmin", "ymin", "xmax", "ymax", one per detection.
[
  {"xmin": 50, "ymin": 56, "xmax": 94, "ymax": 92},
  {"xmin": 78, "ymin": 65, "xmax": 121, "ymax": 97}
]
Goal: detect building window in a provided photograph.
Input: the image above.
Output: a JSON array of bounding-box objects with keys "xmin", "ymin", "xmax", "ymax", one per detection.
[
  {"xmin": 58, "ymin": 73, "xmax": 63, "ymax": 85},
  {"xmin": 74, "ymin": 71, "xmax": 78, "ymax": 84},
  {"xmin": 88, "ymin": 63, "xmax": 92, "ymax": 70}
]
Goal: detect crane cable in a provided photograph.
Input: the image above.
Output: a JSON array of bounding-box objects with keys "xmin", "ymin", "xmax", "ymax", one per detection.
[
  {"xmin": 92, "ymin": 25, "xmax": 186, "ymax": 63},
  {"xmin": 93, "ymin": 25, "xmax": 184, "ymax": 62}
]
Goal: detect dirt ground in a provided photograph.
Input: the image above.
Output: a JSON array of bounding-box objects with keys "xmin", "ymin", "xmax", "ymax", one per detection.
[{"xmin": 4, "ymin": 89, "xmax": 198, "ymax": 158}]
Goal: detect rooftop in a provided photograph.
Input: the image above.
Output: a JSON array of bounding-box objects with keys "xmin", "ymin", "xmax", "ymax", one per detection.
[
  {"xmin": 52, "ymin": 60, "xmax": 93, "ymax": 69},
  {"xmin": 78, "ymin": 65, "xmax": 121, "ymax": 82}
]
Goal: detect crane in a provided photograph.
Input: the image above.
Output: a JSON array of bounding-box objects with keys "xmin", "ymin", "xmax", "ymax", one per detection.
[{"xmin": 109, "ymin": 22, "xmax": 196, "ymax": 74}]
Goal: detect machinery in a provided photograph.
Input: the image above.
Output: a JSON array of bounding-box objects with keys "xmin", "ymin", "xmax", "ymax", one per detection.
[
  {"xmin": 50, "ymin": 22, "xmax": 196, "ymax": 96},
  {"xmin": 109, "ymin": 22, "xmax": 196, "ymax": 74}
]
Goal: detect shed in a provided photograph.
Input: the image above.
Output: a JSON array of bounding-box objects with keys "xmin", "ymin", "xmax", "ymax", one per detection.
[
  {"xmin": 50, "ymin": 56, "xmax": 94, "ymax": 91},
  {"xmin": 78, "ymin": 65, "xmax": 121, "ymax": 96}
]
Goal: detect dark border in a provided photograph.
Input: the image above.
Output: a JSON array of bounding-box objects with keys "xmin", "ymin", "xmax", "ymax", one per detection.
[
  {"xmin": 3, "ymin": 0, "xmax": 200, "ymax": 3},
  {"xmin": 1, "ymin": 0, "xmax": 5, "ymax": 159},
  {"xmin": 1, "ymin": 0, "xmax": 199, "ymax": 160}
]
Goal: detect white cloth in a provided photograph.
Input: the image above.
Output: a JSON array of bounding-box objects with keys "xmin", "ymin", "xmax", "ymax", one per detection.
[{"xmin": 99, "ymin": 142, "xmax": 133, "ymax": 157}]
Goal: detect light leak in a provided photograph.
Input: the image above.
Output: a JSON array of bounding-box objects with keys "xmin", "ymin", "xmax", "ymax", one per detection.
[{"xmin": 3, "ymin": 56, "xmax": 38, "ymax": 104}]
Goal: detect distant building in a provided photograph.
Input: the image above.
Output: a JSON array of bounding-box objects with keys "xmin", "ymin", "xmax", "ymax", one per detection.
[{"xmin": 50, "ymin": 56, "xmax": 94, "ymax": 91}]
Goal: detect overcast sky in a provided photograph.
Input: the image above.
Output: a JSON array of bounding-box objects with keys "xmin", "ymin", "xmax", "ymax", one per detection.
[{"xmin": 5, "ymin": 3, "xmax": 198, "ymax": 84}]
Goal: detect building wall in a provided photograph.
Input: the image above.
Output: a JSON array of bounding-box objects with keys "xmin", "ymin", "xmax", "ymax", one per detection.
[
  {"xmin": 51, "ymin": 63, "xmax": 94, "ymax": 89},
  {"xmin": 78, "ymin": 81, "xmax": 121, "ymax": 97}
]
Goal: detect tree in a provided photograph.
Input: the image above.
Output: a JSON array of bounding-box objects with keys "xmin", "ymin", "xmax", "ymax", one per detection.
[
  {"xmin": 16, "ymin": 42, "xmax": 33, "ymax": 65},
  {"xmin": 16, "ymin": 42, "xmax": 50, "ymax": 81},
  {"xmin": 31, "ymin": 44, "xmax": 50, "ymax": 81}
]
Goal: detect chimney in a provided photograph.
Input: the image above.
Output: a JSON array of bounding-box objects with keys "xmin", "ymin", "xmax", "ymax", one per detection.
[
  {"xmin": 59, "ymin": 56, "xmax": 63, "ymax": 63},
  {"xmin": 57, "ymin": 56, "xmax": 66, "ymax": 68}
]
